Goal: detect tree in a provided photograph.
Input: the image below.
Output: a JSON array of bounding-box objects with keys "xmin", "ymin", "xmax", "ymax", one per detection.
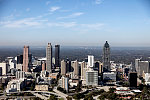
[
  {"xmin": 66, "ymin": 96, "xmax": 72, "ymax": 100},
  {"xmin": 49, "ymin": 95, "xmax": 57, "ymax": 100}
]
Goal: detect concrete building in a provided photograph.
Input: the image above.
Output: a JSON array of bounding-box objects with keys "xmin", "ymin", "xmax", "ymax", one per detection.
[
  {"xmin": 61, "ymin": 60, "xmax": 66, "ymax": 76},
  {"xmin": 46, "ymin": 43, "xmax": 52, "ymax": 73},
  {"xmin": 81, "ymin": 61, "xmax": 86, "ymax": 80},
  {"xmin": 88, "ymin": 55, "xmax": 94, "ymax": 68},
  {"xmin": 143, "ymin": 73, "xmax": 150, "ymax": 85},
  {"xmin": 86, "ymin": 69, "xmax": 98, "ymax": 86},
  {"xmin": 35, "ymin": 85, "xmax": 49, "ymax": 91},
  {"xmin": 55, "ymin": 44, "xmax": 60, "ymax": 67},
  {"xmin": 72, "ymin": 60, "xmax": 79, "ymax": 78},
  {"xmin": 6, "ymin": 79, "xmax": 25, "ymax": 93},
  {"xmin": 16, "ymin": 71, "xmax": 25, "ymax": 79},
  {"xmin": 0, "ymin": 63, "xmax": 8, "ymax": 75},
  {"xmin": 42, "ymin": 61, "xmax": 46, "ymax": 71},
  {"xmin": 59, "ymin": 76, "xmax": 69, "ymax": 91},
  {"xmin": 103, "ymin": 72, "xmax": 116, "ymax": 84},
  {"xmin": 103, "ymin": 41, "xmax": 110, "ymax": 72},
  {"xmin": 135, "ymin": 59, "xmax": 150, "ymax": 76},
  {"xmin": 23, "ymin": 46, "xmax": 29, "ymax": 72}
]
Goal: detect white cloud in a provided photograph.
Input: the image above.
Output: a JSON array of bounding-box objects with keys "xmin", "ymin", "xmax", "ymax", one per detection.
[
  {"xmin": 58, "ymin": 12, "xmax": 84, "ymax": 19},
  {"xmin": 49, "ymin": 6, "xmax": 60, "ymax": 12},
  {"xmin": 0, "ymin": 17, "xmax": 47, "ymax": 28},
  {"xmin": 46, "ymin": 1, "xmax": 50, "ymax": 5},
  {"xmin": 48, "ymin": 22, "xmax": 76, "ymax": 28},
  {"xmin": 81, "ymin": 23, "xmax": 104, "ymax": 30},
  {"xmin": 26, "ymin": 8, "xmax": 30, "ymax": 12},
  {"xmin": 95, "ymin": 0, "xmax": 103, "ymax": 4}
]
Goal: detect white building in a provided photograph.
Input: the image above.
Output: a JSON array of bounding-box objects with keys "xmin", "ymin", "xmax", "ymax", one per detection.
[
  {"xmin": 16, "ymin": 71, "xmax": 25, "ymax": 79},
  {"xmin": 143, "ymin": 73, "xmax": 150, "ymax": 85},
  {"xmin": 59, "ymin": 76, "xmax": 69, "ymax": 91},
  {"xmin": 6, "ymin": 79, "xmax": 25, "ymax": 93},
  {"xmin": 0, "ymin": 63, "xmax": 8, "ymax": 75},
  {"xmin": 88, "ymin": 55, "xmax": 94, "ymax": 68},
  {"xmin": 86, "ymin": 69, "xmax": 98, "ymax": 86}
]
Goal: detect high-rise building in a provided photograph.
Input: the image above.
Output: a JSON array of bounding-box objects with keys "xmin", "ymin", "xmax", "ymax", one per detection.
[
  {"xmin": 88, "ymin": 55, "xmax": 94, "ymax": 68},
  {"xmin": 81, "ymin": 61, "xmax": 86, "ymax": 80},
  {"xmin": 59, "ymin": 76, "xmax": 69, "ymax": 92},
  {"xmin": 17, "ymin": 55, "xmax": 23, "ymax": 64},
  {"xmin": 72, "ymin": 60, "xmax": 79, "ymax": 78},
  {"xmin": 42, "ymin": 62, "xmax": 46, "ymax": 71},
  {"xmin": 46, "ymin": 43, "xmax": 52, "ymax": 73},
  {"xmin": 55, "ymin": 45, "xmax": 60, "ymax": 67},
  {"xmin": 103, "ymin": 41, "xmax": 110, "ymax": 72},
  {"xmin": 0, "ymin": 63, "xmax": 8, "ymax": 75},
  {"xmin": 66, "ymin": 59, "xmax": 71, "ymax": 72},
  {"xmin": 86, "ymin": 70, "xmax": 98, "ymax": 86},
  {"xmin": 135, "ymin": 59, "xmax": 150, "ymax": 76},
  {"xmin": 61, "ymin": 60, "xmax": 66, "ymax": 76},
  {"xmin": 129, "ymin": 72, "xmax": 137, "ymax": 87},
  {"xmin": 23, "ymin": 46, "xmax": 29, "ymax": 72}
]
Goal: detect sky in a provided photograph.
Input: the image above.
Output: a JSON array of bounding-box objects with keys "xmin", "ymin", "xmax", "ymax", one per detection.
[{"xmin": 0, "ymin": 0, "xmax": 150, "ymax": 47}]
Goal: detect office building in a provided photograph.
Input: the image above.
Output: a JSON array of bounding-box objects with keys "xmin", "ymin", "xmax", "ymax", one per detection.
[
  {"xmin": 46, "ymin": 43, "xmax": 52, "ymax": 73},
  {"xmin": 16, "ymin": 71, "xmax": 25, "ymax": 79},
  {"xmin": 23, "ymin": 46, "xmax": 29, "ymax": 72},
  {"xmin": 66, "ymin": 59, "xmax": 71, "ymax": 72},
  {"xmin": 81, "ymin": 61, "xmax": 86, "ymax": 80},
  {"xmin": 59, "ymin": 76, "xmax": 69, "ymax": 92},
  {"xmin": 88, "ymin": 55, "xmax": 94, "ymax": 68},
  {"xmin": 135, "ymin": 59, "xmax": 150, "ymax": 76},
  {"xmin": 0, "ymin": 63, "xmax": 8, "ymax": 75},
  {"xmin": 17, "ymin": 55, "xmax": 23, "ymax": 64},
  {"xmin": 86, "ymin": 70, "xmax": 98, "ymax": 86},
  {"xmin": 103, "ymin": 41, "xmax": 110, "ymax": 72},
  {"xmin": 103, "ymin": 72, "xmax": 116, "ymax": 84},
  {"xmin": 129, "ymin": 72, "xmax": 137, "ymax": 87},
  {"xmin": 72, "ymin": 60, "xmax": 79, "ymax": 78},
  {"xmin": 55, "ymin": 44, "xmax": 60, "ymax": 67},
  {"xmin": 61, "ymin": 60, "xmax": 66, "ymax": 76},
  {"xmin": 42, "ymin": 61, "xmax": 46, "ymax": 71}
]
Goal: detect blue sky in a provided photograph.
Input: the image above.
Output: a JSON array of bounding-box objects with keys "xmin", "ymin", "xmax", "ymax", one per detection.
[{"xmin": 0, "ymin": 0, "xmax": 150, "ymax": 47}]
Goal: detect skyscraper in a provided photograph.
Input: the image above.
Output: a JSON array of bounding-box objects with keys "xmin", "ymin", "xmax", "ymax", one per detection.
[
  {"xmin": 46, "ymin": 43, "xmax": 52, "ymax": 73},
  {"xmin": 55, "ymin": 44, "xmax": 60, "ymax": 67},
  {"xmin": 23, "ymin": 46, "xmax": 29, "ymax": 72},
  {"xmin": 88, "ymin": 55, "xmax": 94, "ymax": 68},
  {"xmin": 103, "ymin": 41, "xmax": 110, "ymax": 72},
  {"xmin": 61, "ymin": 60, "xmax": 66, "ymax": 76},
  {"xmin": 72, "ymin": 60, "xmax": 79, "ymax": 78}
]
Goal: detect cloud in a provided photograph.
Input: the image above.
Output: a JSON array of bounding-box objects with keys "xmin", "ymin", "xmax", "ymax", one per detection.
[
  {"xmin": 26, "ymin": 8, "xmax": 30, "ymax": 12},
  {"xmin": 0, "ymin": 17, "xmax": 47, "ymax": 28},
  {"xmin": 81, "ymin": 23, "xmax": 104, "ymax": 30},
  {"xmin": 47, "ymin": 22, "xmax": 76, "ymax": 28},
  {"xmin": 58, "ymin": 12, "xmax": 84, "ymax": 19},
  {"xmin": 49, "ymin": 6, "xmax": 60, "ymax": 12},
  {"xmin": 95, "ymin": 0, "xmax": 103, "ymax": 4},
  {"xmin": 46, "ymin": 1, "xmax": 50, "ymax": 5}
]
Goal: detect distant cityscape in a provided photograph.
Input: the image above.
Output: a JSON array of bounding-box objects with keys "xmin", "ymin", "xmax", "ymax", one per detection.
[{"xmin": 0, "ymin": 41, "xmax": 150, "ymax": 100}]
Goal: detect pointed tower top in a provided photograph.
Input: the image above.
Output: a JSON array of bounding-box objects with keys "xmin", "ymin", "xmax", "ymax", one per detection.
[{"xmin": 104, "ymin": 41, "xmax": 109, "ymax": 48}]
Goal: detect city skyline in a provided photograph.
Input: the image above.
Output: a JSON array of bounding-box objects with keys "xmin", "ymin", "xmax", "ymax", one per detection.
[{"xmin": 0, "ymin": 0, "xmax": 150, "ymax": 46}]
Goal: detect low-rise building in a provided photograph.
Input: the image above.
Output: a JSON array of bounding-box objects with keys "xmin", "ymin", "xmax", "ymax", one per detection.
[
  {"xmin": 35, "ymin": 84, "xmax": 49, "ymax": 91},
  {"xmin": 6, "ymin": 79, "xmax": 25, "ymax": 93}
]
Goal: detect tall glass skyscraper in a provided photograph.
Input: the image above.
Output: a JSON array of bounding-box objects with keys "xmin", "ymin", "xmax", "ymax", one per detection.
[
  {"xmin": 103, "ymin": 41, "xmax": 110, "ymax": 72},
  {"xmin": 46, "ymin": 43, "xmax": 52, "ymax": 73},
  {"xmin": 55, "ymin": 44, "xmax": 60, "ymax": 67}
]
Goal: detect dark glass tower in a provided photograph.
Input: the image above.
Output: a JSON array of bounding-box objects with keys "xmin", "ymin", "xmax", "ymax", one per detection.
[
  {"xmin": 55, "ymin": 44, "xmax": 60, "ymax": 67},
  {"xmin": 103, "ymin": 41, "xmax": 110, "ymax": 72}
]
